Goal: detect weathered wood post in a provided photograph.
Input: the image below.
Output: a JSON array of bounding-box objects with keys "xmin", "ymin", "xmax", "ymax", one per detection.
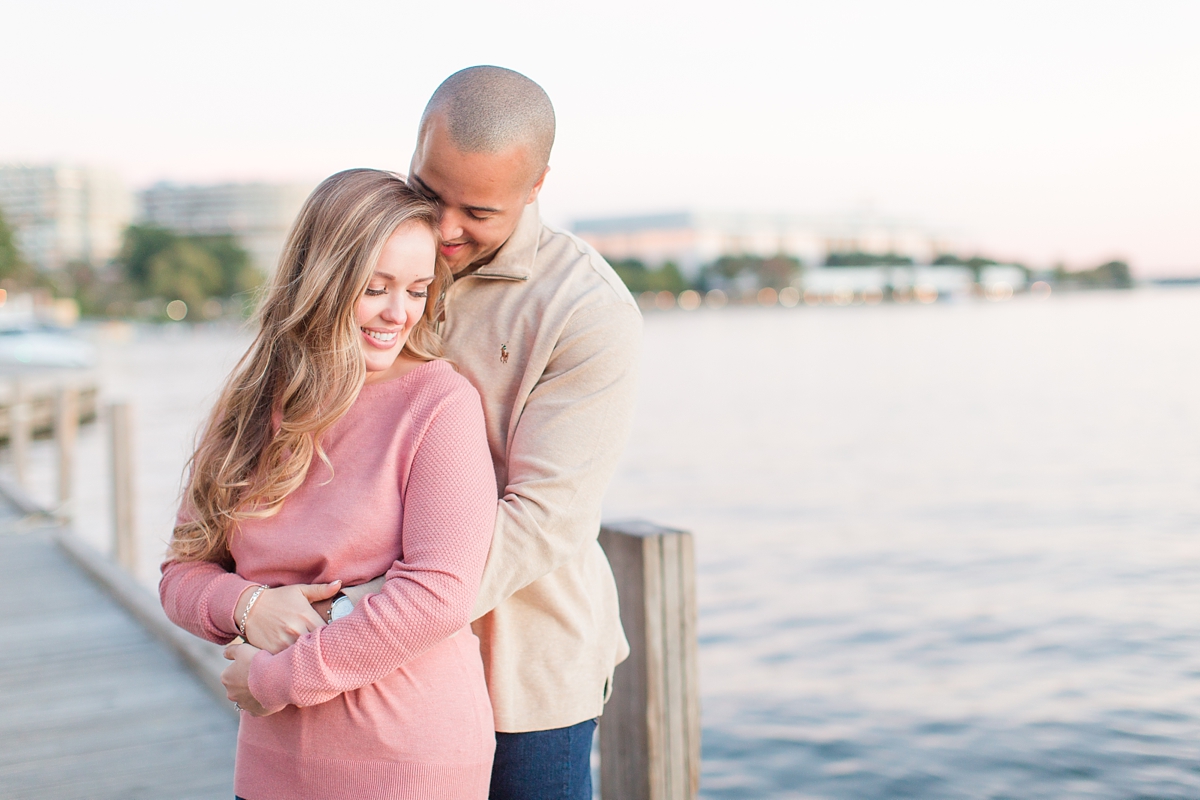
[
  {"xmin": 54, "ymin": 385, "xmax": 79, "ymax": 521},
  {"xmin": 598, "ymin": 520, "xmax": 701, "ymax": 800},
  {"xmin": 109, "ymin": 401, "xmax": 137, "ymax": 573},
  {"xmin": 10, "ymin": 380, "xmax": 31, "ymax": 488}
]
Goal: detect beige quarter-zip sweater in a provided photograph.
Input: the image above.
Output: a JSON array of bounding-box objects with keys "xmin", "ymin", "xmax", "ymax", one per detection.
[{"xmin": 447, "ymin": 201, "xmax": 641, "ymax": 733}]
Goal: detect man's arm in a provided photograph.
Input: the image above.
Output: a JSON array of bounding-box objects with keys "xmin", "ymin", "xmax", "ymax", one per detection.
[{"xmin": 470, "ymin": 301, "xmax": 642, "ymax": 620}]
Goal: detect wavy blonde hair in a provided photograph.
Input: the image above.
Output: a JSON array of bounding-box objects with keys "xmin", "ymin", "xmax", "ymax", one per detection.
[{"xmin": 169, "ymin": 169, "xmax": 449, "ymax": 565}]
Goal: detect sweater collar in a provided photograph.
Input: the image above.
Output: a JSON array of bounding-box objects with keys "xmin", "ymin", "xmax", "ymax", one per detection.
[{"xmin": 465, "ymin": 201, "xmax": 541, "ymax": 282}]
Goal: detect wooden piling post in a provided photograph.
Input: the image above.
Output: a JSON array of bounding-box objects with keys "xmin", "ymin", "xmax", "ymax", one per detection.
[
  {"xmin": 109, "ymin": 402, "xmax": 136, "ymax": 573},
  {"xmin": 598, "ymin": 520, "xmax": 701, "ymax": 800},
  {"xmin": 11, "ymin": 381, "xmax": 31, "ymax": 488},
  {"xmin": 55, "ymin": 386, "xmax": 79, "ymax": 520}
]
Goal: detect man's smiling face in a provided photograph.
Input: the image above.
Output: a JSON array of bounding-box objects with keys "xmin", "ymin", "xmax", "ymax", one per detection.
[{"xmin": 408, "ymin": 113, "xmax": 547, "ymax": 275}]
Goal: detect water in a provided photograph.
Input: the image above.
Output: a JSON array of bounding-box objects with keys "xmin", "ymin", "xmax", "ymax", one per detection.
[
  {"xmin": 13, "ymin": 288, "xmax": 1200, "ymax": 798},
  {"xmin": 602, "ymin": 288, "xmax": 1200, "ymax": 798}
]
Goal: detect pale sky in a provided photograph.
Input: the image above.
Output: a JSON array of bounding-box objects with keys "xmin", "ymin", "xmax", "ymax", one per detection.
[{"xmin": 3, "ymin": 0, "xmax": 1197, "ymax": 275}]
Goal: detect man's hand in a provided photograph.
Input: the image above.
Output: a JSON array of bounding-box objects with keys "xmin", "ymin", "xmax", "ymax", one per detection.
[
  {"xmin": 222, "ymin": 642, "xmax": 271, "ymax": 716},
  {"xmin": 236, "ymin": 582, "xmax": 341, "ymax": 654}
]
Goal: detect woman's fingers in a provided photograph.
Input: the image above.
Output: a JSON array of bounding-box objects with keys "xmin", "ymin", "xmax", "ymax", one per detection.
[
  {"xmin": 301, "ymin": 606, "xmax": 328, "ymax": 632},
  {"xmin": 223, "ymin": 643, "xmax": 239, "ymax": 660},
  {"xmin": 244, "ymin": 584, "xmax": 334, "ymax": 653}
]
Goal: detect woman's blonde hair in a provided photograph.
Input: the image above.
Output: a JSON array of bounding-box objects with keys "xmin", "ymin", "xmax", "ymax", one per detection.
[{"xmin": 169, "ymin": 168, "xmax": 449, "ymax": 566}]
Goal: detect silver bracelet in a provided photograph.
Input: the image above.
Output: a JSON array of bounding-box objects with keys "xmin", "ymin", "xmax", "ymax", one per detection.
[{"xmin": 238, "ymin": 585, "xmax": 269, "ymax": 638}]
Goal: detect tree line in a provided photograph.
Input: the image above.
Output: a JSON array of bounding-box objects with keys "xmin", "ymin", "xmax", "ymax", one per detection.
[
  {"xmin": 608, "ymin": 250, "xmax": 1134, "ymax": 296},
  {"xmin": 0, "ymin": 205, "xmax": 1140, "ymax": 316},
  {"xmin": 0, "ymin": 207, "xmax": 261, "ymax": 319}
]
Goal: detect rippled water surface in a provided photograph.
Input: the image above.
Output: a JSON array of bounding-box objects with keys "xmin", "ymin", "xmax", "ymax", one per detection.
[
  {"xmin": 602, "ymin": 288, "xmax": 1200, "ymax": 798},
  {"xmin": 16, "ymin": 287, "xmax": 1200, "ymax": 798}
]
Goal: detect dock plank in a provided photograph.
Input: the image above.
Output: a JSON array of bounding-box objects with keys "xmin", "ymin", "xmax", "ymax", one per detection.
[{"xmin": 0, "ymin": 530, "xmax": 236, "ymax": 800}]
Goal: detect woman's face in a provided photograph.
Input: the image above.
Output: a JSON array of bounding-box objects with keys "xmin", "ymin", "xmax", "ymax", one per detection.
[{"xmin": 355, "ymin": 222, "xmax": 437, "ymax": 383}]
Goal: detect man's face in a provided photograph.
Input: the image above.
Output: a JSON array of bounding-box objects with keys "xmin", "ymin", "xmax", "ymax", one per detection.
[{"xmin": 408, "ymin": 115, "xmax": 547, "ymax": 274}]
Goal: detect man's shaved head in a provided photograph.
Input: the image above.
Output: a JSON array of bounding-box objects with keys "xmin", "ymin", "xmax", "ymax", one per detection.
[{"xmin": 418, "ymin": 66, "xmax": 555, "ymax": 177}]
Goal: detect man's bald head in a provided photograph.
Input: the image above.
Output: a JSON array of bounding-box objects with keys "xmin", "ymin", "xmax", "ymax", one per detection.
[{"xmin": 418, "ymin": 66, "xmax": 555, "ymax": 181}]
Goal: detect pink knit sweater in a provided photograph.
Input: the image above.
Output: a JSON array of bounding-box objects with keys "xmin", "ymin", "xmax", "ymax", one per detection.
[{"xmin": 160, "ymin": 360, "xmax": 498, "ymax": 800}]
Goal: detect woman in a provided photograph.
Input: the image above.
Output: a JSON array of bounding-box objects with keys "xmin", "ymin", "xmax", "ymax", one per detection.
[{"xmin": 159, "ymin": 169, "xmax": 497, "ymax": 800}]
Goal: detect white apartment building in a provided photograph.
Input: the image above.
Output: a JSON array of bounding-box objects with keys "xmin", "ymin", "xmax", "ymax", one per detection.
[
  {"xmin": 138, "ymin": 182, "xmax": 315, "ymax": 274},
  {"xmin": 571, "ymin": 210, "xmax": 954, "ymax": 276},
  {"xmin": 0, "ymin": 165, "xmax": 135, "ymax": 271}
]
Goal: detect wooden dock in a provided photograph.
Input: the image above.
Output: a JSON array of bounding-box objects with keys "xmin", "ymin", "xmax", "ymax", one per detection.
[
  {"xmin": 0, "ymin": 372, "xmax": 703, "ymax": 800},
  {"xmin": 0, "ymin": 518, "xmax": 236, "ymax": 799}
]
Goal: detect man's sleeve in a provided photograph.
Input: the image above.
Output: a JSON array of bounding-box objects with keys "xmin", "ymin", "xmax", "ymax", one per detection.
[{"xmin": 470, "ymin": 300, "xmax": 642, "ymax": 620}]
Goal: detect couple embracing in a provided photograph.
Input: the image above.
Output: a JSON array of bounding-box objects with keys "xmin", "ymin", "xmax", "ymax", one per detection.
[{"xmin": 159, "ymin": 66, "xmax": 641, "ymax": 800}]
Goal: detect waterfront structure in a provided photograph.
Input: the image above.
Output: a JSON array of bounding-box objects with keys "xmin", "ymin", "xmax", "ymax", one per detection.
[
  {"xmin": 572, "ymin": 210, "xmax": 954, "ymax": 276},
  {"xmin": 138, "ymin": 181, "xmax": 314, "ymax": 274},
  {"xmin": 0, "ymin": 164, "xmax": 134, "ymax": 272},
  {"xmin": 801, "ymin": 263, "xmax": 1027, "ymax": 301}
]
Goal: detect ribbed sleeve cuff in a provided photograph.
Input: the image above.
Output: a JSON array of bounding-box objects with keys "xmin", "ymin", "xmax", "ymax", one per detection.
[
  {"xmin": 209, "ymin": 573, "xmax": 261, "ymax": 638},
  {"xmin": 248, "ymin": 648, "xmax": 293, "ymax": 715}
]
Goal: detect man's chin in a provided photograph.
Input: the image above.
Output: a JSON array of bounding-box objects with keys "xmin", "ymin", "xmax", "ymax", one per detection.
[{"xmin": 450, "ymin": 246, "xmax": 502, "ymax": 276}]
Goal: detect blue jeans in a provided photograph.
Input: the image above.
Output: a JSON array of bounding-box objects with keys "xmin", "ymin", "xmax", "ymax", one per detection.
[{"xmin": 489, "ymin": 718, "xmax": 596, "ymax": 800}]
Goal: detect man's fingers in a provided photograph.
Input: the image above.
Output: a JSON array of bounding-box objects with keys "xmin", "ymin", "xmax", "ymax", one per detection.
[{"xmin": 297, "ymin": 581, "xmax": 342, "ymax": 602}]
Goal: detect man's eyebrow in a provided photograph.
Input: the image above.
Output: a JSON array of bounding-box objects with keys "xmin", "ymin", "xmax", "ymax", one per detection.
[
  {"xmin": 410, "ymin": 173, "xmax": 501, "ymax": 214},
  {"xmin": 409, "ymin": 174, "xmax": 441, "ymax": 202}
]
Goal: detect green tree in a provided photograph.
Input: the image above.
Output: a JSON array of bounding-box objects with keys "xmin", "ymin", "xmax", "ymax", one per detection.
[
  {"xmin": 703, "ymin": 254, "xmax": 801, "ymax": 289},
  {"xmin": 825, "ymin": 251, "xmax": 913, "ymax": 267},
  {"xmin": 610, "ymin": 258, "xmax": 688, "ymax": 294},
  {"xmin": 1053, "ymin": 260, "xmax": 1132, "ymax": 289},
  {"xmin": 118, "ymin": 225, "xmax": 177, "ymax": 288},
  {"xmin": 1093, "ymin": 260, "xmax": 1133, "ymax": 288},
  {"xmin": 112, "ymin": 225, "xmax": 260, "ymax": 316},
  {"xmin": 0, "ymin": 207, "xmax": 40, "ymax": 287},
  {"xmin": 191, "ymin": 234, "xmax": 263, "ymax": 295},
  {"xmin": 147, "ymin": 240, "xmax": 224, "ymax": 311}
]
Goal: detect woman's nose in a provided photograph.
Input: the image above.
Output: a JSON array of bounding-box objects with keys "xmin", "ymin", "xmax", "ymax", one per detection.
[{"xmin": 380, "ymin": 294, "xmax": 404, "ymax": 323}]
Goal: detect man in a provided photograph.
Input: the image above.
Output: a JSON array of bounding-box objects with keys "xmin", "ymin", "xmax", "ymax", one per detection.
[{"xmin": 345, "ymin": 66, "xmax": 641, "ymax": 799}]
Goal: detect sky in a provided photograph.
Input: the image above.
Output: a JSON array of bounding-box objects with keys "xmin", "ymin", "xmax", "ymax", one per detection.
[{"xmin": 2, "ymin": 0, "xmax": 1197, "ymax": 275}]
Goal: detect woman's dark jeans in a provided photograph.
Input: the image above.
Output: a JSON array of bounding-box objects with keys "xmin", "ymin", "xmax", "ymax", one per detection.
[
  {"xmin": 238, "ymin": 718, "xmax": 597, "ymax": 800},
  {"xmin": 489, "ymin": 718, "xmax": 597, "ymax": 800}
]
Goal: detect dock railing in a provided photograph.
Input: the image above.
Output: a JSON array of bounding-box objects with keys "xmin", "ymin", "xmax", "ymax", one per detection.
[
  {"xmin": 599, "ymin": 521, "xmax": 702, "ymax": 800},
  {"xmin": 3, "ymin": 378, "xmax": 703, "ymax": 799}
]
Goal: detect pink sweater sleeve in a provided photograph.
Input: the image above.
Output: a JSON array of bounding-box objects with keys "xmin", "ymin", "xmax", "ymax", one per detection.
[
  {"xmin": 247, "ymin": 381, "xmax": 497, "ymax": 713},
  {"xmin": 160, "ymin": 558, "xmax": 258, "ymax": 644}
]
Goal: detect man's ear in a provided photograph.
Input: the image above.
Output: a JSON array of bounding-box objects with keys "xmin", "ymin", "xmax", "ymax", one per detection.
[{"xmin": 525, "ymin": 166, "xmax": 550, "ymax": 205}]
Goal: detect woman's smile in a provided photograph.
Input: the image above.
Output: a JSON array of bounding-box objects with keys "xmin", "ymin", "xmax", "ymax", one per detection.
[{"xmin": 361, "ymin": 327, "xmax": 400, "ymax": 348}]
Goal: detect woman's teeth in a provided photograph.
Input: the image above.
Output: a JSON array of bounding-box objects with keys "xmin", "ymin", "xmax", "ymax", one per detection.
[{"xmin": 364, "ymin": 329, "xmax": 397, "ymax": 342}]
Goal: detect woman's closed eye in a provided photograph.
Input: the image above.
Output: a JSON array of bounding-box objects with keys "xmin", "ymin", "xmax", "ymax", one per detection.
[
  {"xmin": 365, "ymin": 286, "xmax": 386, "ymax": 297},
  {"xmin": 409, "ymin": 290, "xmax": 429, "ymax": 299}
]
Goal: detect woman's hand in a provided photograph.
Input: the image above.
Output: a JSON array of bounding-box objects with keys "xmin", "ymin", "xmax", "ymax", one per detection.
[
  {"xmin": 222, "ymin": 642, "xmax": 271, "ymax": 716},
  {"xmin": 236, "ymin": 581, "xmax": 342, "ymax": 654}
]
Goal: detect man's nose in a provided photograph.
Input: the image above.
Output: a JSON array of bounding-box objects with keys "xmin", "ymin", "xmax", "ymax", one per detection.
[{"xmin": 440, "ymin": 212, "xmax": 465, "ymax": 243}]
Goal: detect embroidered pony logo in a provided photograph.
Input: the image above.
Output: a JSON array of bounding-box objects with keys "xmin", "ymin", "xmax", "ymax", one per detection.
[{"xmin": 500, "ymin": 343, "xmax": 509, "ymax": 364}]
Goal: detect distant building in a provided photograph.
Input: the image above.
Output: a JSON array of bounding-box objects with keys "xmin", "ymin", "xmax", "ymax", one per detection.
[
  {"xmin": 572, "ymin": 210, "xmax": 954, "ymax": 276},
  {"xmin": 138, "ymin": 181, "xmax": 314, "ymax": 274},
  {"xmin": 802, "ymin": 264, "xmax": 1027, "ymax": 300},
  {"xmin": 0, "ymin": 164, "xmax": 134, "ymax": 271},
  {"xmin": 803, "ymin": 266, "xmax": 975, "ymax": 296}
]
